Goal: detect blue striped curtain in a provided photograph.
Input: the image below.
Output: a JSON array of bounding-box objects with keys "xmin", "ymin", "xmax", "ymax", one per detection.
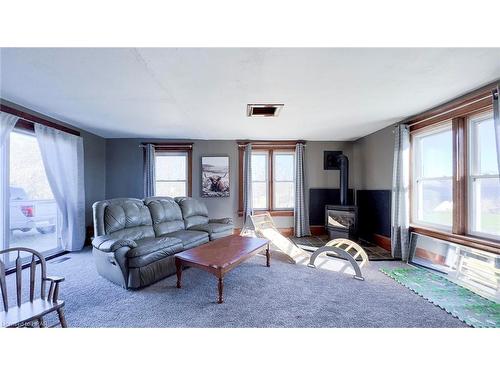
[
  {"xmin": 143, "ymin": 144, "xmax": 156, "ymax": 198},
  {"xmin": 294, "ymin": 143, "xmax": 310, "ymax": 237},
  {"xmin": 243, "ymin": 143, "xmax": 253, "ymax": 222},
  {"xmin": 391, "ymin": 124, "xmax": 410, "ymax": 260}
]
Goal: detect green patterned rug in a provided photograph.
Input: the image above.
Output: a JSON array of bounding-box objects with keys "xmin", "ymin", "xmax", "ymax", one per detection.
[{"xmin": 380, "ymin": 267, "xmax": 500, "ymax": 328}]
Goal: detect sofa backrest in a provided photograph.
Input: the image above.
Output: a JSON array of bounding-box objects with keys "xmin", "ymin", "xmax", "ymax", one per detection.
[
  {"xmin": 92, "ymin": 198, "xmax": 155, "ymax": 241},
  {"xmin": 144, "ymin": 197, "xmax": 185, "ymax": 236},
  {"xmin": 174, "ymin": 197, "xmax": 209, "ymax": 228}
]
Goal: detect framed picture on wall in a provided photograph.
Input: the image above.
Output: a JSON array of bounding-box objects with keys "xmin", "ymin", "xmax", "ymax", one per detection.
[{"xmin": 201, "ymin": 156, "xmax": 230, "ymax": 197}]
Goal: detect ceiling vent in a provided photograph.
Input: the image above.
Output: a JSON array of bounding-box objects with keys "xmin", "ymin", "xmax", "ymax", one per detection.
[{"xmin": 247, "ymin": 104, "xmax": 284, "ymax": 117}]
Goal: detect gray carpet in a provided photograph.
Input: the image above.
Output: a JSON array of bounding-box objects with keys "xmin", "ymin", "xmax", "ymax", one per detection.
[{"xmin": 7, "ymin": 248, "xmax": 468, "ymax": 327}]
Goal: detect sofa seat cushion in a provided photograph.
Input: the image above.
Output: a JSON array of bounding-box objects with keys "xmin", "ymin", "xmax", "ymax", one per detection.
[
  {"xmin": 190, "ymin": 222, "xmax": 233, "ymax": 236},
  {"xmin": 126, "ymin": 236, "xmax": 183, "ymax": 268},
  {"xmin": 163, "ymin": 229, "xmax": 209, "ymax": 249}
]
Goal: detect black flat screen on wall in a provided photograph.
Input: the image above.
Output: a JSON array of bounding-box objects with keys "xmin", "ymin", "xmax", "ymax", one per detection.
[{"xmin": 308, "ymin": 188, "xmax": 354, "ymax": 225}]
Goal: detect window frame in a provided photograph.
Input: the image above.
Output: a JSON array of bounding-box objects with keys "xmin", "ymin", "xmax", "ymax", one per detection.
[
  {"xmin": 238, "ymin": 141, "xmax": 302, "ymax": 217},
  {"xmin": 155, "ymin": 151, "xmax": 190, "ymax": 198},
  {"xmin": 411, "ymin": 121, "xmax": 454, "ymax": 232},
  {"xmin": 148, "ymin": 143, "xmax": 193, "ymax": 197},
  {"xmin": 408, "ymin": 82, "xmax": 500, "ymax": 254},
  {"xmin": 272, "ymin": 150, "xmax": 295, "ymax": 210},
  {"xmin": 250, "ymin": 150, "xmax": 269, "ymax": 210},
  {"xmin": 467, "ymin": 111, "xmax": 500, "ymax": 241}
]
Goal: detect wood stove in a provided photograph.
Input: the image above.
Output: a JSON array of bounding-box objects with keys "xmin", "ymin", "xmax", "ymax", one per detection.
[
  {"xmin": 325, "ymin": 205, "xmax": 358, "ymax": 239},
  {"xmin": 324, "ymin": 153, "xmax": 358, "ymax": 240}
]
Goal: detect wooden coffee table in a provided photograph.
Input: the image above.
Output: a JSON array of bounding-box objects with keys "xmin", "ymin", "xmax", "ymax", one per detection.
[{"xmin": 174, "ymin": 235, "xmax": 270, "ymax": 303}]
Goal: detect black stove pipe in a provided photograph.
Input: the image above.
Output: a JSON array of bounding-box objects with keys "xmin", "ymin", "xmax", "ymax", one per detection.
[{"xmin": 336, "ymin": 154, "xmax": 349, "ymax": 206}]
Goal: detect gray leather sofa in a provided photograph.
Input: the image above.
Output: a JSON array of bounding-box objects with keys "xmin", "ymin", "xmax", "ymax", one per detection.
[
  {"xmin": 92, "ymin": 197, "xmax": 233, "ymax": 289},
  {"xmin": 175, "ymin": 197, "xmax": 234, "ymax": 240}
]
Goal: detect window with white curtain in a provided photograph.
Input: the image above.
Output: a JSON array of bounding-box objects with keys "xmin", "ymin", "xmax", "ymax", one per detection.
[
  {"xmin": 2, "ymin": 130, "xmax": 61, "ymax": 266},
  {"xmin": 468, "ymin": 111, "xmax": 500, "ymax": 240},
  {"xmin": 411, "ymin": 122, "xmax": 453, "ymax": 231}
]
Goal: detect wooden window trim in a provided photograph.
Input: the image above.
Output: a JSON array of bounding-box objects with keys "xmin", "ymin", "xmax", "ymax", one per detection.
[
  {"xmin": 406, "ymin": 81, "xmax": 498, "ymax": 130},
  {"xmin": 408, "ymin": 82, "xmax": 500, "ymax": 253},
  {"xmin": 272, "ymin": 150, "xmax": 295, "ymax": 210},
  {"xmin": 452, "ymin": 116, "xmax": 467, "ymax": 234},
  {"xmin": 146, "ymin": 142, "xmax": 193, "ymax": 197},
  {"xmin": 1, "ymin": 103, "xmax": 81, "ymax": 136},
  {"xmin": 237, "ymin": 140, "xmax": 303, "ymax": 217}
]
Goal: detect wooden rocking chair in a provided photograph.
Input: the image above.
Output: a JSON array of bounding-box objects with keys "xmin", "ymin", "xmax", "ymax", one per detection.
[{"xmin": 0, "ymin": 247, "xmax": 67, "ymax": 328}]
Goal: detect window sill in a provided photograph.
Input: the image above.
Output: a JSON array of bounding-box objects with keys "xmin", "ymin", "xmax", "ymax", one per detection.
[
  {"xmin": 411, "ymin": 220, "xmax": 452, "ymax": 234},
  {"xmin": 410, "ymin": 225, "xmax": 500, "ymax": 255},
  {"xmin": 238, "ymin": 210, "xmax": 294, "ymax": 217}
]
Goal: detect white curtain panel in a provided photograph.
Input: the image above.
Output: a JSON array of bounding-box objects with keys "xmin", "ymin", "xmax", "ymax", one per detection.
[
  {"xmin": 143, "ymin": 143, "xmax": 156, "ymax": 197},
  {"xmin": 35, "ymin": 124, "xmax": 85, "ymax": 251},
  {"xmin": 0, "ymin": 112, "xmax": 19, "ymax": 148},
  {"xmin": 391, "ymin": 124, "xmax": 411, "ymax": 260},
  {"xmin": 0, "ymin": 112, "xmax": 19, "ymax": 249},
  {"xmin": 493, "ymin": 86, "xmax": 500, "ymax": 175},
  {"xmin": 294, "ymin": 143, "xmax": 311, "ymax": 237},
  {"xmin": 243, "ymin": 143, "xmax": 253, "ymax": 222}
]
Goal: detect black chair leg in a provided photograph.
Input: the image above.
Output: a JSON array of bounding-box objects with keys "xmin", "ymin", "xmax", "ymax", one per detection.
[{"xmin": 57, "ymin": 308, "xmax": 67, "ymax": 328}]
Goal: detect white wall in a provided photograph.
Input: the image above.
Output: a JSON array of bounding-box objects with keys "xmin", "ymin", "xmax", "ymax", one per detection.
[{"xmin": 353, "ymin": 125, "xmax": 395, "ymax": 190}]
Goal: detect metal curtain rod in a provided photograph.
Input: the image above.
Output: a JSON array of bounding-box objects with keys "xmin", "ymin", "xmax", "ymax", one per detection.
[
  {"xmin": 0, "ymin": 104, "xmax": 81, "ymax": 137},
  {"xmin": 407, "ymin": 94, "xmax": 493, "ymax": 128},
  {"xmin": 237, "ymin": 140, "xmax": 306, "ymax": 147},
  {"xmin": 139, "ymin": 143, "xmax": 193, "ymax": 149}
]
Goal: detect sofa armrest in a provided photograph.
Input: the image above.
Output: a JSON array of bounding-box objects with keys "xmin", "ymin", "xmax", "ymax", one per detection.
[
  {"xmin": 209, "ymin": 217, "xmax": 233, "ymax": 225},
  {"xmin": 92, "ymin": 235, "xmax": 137, "ymax": 252}
]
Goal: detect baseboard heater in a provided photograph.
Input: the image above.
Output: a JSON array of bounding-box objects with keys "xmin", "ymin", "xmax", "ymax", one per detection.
[{"xmin": 410, "ymin": 233, "xmax": 500, "ymax": 303}]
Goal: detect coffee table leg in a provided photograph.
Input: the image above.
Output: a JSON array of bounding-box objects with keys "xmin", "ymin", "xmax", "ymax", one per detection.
[
  {"xmin": 266, "ymin": 244, "xmax": 271, "ymax": 267},
  {"xmin": 217, "ymin": 277, "xmax": 224, "ymax": 304},
  {"xmin": 175, "ymin": 258, "xmax": 182, "ymax": 288}
]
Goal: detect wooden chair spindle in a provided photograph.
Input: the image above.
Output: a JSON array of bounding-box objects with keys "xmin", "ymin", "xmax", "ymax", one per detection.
[
  {"xmin": 0, "ymin": 259, "xmax": 8, "ymax": 312},
  {"xmin": 16, "ymin": 252, "xmax": 22, "ymax": 307},
  {"xmin": 30, "ymin": 255, "xmax": 36, "ymax": 302},
  {"xmin": 47, "ymin": 282, "xmax": 54, "ymax": 302}
]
